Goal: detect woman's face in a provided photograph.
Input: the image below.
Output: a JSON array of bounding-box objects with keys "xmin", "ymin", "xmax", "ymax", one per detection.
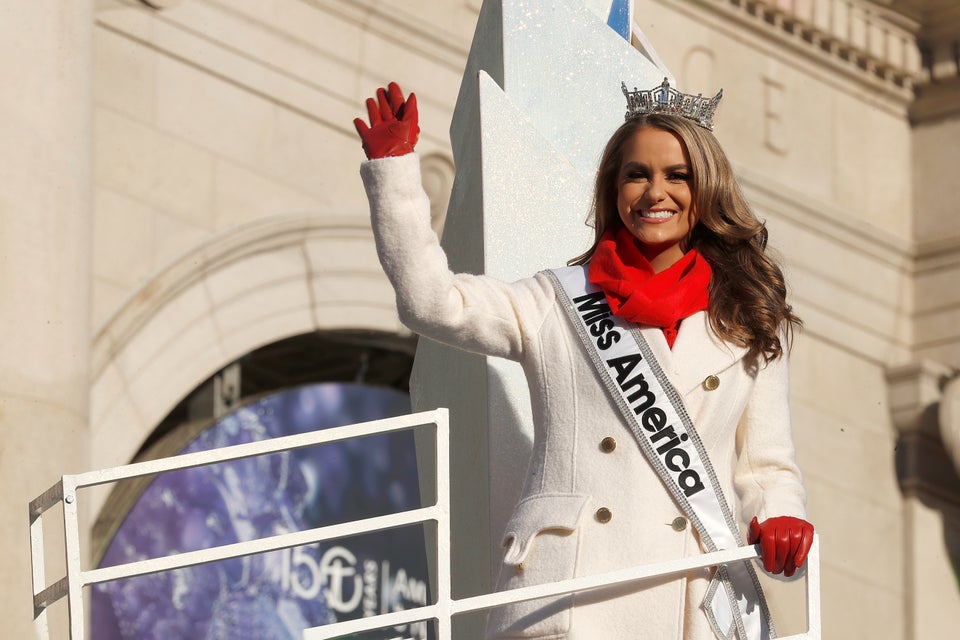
[{"xmin": 616, "ymin": 126, "xmax": 695, "ymax": 272}]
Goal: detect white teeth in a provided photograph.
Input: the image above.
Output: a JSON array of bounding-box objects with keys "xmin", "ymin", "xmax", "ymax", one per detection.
[{"xmin": 639, "ymin": 210, "xmax": 675, "ymax": 219}]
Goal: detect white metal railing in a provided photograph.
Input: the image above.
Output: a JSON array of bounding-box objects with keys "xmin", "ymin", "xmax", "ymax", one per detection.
[
  {"xmin": 304, "ymin": 538, "xmax": 821, "ymax": 639},
  {"xmin": 29, "ymin": 409, "xmax": 450, "ymax": 640},
  {"xmin": 30, "ymin": 407, "xmax": 820, "ymax": 639}
]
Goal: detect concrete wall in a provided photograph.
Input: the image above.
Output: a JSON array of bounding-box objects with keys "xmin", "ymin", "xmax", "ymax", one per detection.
[{"xmin": 0, "ymin": 1, "xmax": 93, "ymax": 636}]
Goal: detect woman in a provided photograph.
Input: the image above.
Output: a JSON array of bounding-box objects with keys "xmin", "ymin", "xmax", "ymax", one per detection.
[{"xmin": 355, "ymin": 82, "xmax": 813, "ymax": 640}]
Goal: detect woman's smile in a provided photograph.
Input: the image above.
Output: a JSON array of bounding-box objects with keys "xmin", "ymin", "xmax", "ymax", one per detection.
[{"xmin": 636, "ymin": 208, "xmax": 677, "ymax": 221}]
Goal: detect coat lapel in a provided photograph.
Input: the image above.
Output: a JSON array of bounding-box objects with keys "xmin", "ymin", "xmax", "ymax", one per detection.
[
  {"xmin": 638, "ymin": 324, "xmax": 682, "ymax": 392},
  {"xmin": 670, "ymin": 311, "xmax": 748, "ymax": 397}
]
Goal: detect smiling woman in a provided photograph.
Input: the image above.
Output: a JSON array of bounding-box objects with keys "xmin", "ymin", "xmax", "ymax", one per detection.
[
  {"xmin": 573, "ymin": 109, "xmax": 799, "ymax": 367},
  {"xmin": 354, "ymin": 81, "xmax": 812, "ymax": 640},
  {"xmin": 615, "ymin": 127, "xmax": 695, "ymax": 271}
]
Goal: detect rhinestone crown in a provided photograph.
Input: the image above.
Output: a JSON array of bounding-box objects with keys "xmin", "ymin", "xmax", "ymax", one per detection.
[{"xmin": 621, "ymin": 78, "xmax": 723, "ymax": 131}]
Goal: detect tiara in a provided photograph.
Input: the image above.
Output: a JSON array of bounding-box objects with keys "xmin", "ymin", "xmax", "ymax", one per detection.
[{"xmin": 621, "ymin": 78, "xmax": 723, "ymax": 131}]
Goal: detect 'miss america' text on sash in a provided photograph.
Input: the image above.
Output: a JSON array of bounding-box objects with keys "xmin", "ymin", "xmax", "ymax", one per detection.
[{"xmin": 571, "ymin": 291, "xmax": 705, "ymax": 498}]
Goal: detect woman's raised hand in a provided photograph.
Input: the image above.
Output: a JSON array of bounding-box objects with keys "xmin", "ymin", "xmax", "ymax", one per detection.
[
  {"xmin": 354, "ymin": 82, "xmax": 420, "ymax": 160},
  {"xmin": 748, "ymin": 516, "xmax": 814, "ymax": 577}
]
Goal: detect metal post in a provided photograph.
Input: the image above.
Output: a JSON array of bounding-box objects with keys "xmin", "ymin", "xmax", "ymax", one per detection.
[
  {"xmin": 61, "ymin": 477, "xmax": 86, "ymax": 640},
  {"xmin": 30, "ymin": 500, "xmax": 50, "ymax": 639},
  {"xmin": 805, "ymin": 536, "xmax": 822, "ymax": 639},
  {"xmin": 434, "ymin": 409, "xmax": 452, "ymax": 639}
]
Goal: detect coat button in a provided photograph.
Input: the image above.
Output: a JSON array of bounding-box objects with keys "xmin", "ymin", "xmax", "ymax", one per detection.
[
  {"xmin": 671, "ymin": 516, "xmax": 688, "ymax": 532},
  {"xmin": 600, "ymin": 437, "xmax": 616, "ymax": 453},
  {"xmin": 595, "ymin": 507, "xmax": 612, "ymax": 523},
  {"xmin": 703, "ymin": 375, "xmax": 720, "ymax": 391}
]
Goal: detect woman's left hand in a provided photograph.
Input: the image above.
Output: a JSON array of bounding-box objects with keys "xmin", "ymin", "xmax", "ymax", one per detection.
[{"xmin": 748, "ymin": 516, "xmax": 814, "ymax": 577}]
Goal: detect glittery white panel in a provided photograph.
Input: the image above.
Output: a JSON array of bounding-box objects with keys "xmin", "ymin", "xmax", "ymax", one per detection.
[
  {"xmin": 450, "ymin": 0, "xmax": 666, "ymax": 172},
  {"xmin": 479, "ymin": 70, "xmax": 592, "ymax": 280},
  {"xmin": 412, "ymin": 0, "xmax": 670, "ymax": 608},
  {"xmin": 499, "ymin": 0, "xmax": 664, "ymax": 173}
]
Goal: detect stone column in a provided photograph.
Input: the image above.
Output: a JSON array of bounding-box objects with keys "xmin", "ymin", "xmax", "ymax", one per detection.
[
  {"xmin": 887, "ymin": 362, "xmax": 960, "ymax": 638},
  {"xmin": 0, "ymin": 0, "xmax": 93, "ymax": 635},
  {"xmin": 896, "ymin": 3, "xmax": 960, "ymax": 636},
  {"xmin": 910, "ymin": 10, "xmax": 960, "ymax": 365}
]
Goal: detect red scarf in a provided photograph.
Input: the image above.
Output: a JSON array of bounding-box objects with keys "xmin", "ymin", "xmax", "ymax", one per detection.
[{"xmin": 587, "ymin": 226, "xmax": 712, "ymax": 347}]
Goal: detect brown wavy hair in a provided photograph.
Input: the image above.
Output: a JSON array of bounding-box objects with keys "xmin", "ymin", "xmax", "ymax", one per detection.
[{"xmin": 569, "ymin": 113, "xmax": 801, "ymax": 366}]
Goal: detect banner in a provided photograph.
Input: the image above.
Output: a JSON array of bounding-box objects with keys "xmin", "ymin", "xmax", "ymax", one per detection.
[{"xmin": 91, "ymin": 383, "xmax": 430, "ymax": 640}]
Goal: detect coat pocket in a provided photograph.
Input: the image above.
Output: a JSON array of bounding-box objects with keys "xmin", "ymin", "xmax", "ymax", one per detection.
[{"xmin": 486, "ymin": 493, "xmax": 592, "ymax": 639}]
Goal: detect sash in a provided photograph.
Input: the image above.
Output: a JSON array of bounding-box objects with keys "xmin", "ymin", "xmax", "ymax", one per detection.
[{"xmin": 547, "ymin": 266, "xmax": 775, "ymax": 640}]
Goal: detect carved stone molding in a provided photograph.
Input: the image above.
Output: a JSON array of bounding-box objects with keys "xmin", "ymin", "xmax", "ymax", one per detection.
[
  {"xmin": 887, "ymin": 1, "xmax": 960, "ymax": 119},
  {"xmin": 911, "ymin": 74, "xmax": 960, "ymax": 122},
  {"xmin": 887, "ymin": 360, "xmax": 960, "ymax": 507},
  {"xmin": 940, "ymin": 375, "xmax": 960, "ymax": 477},
  {"xmin": 419, "ymin": 153, "xmax": 456, "ymax": 238},
  {"xmin": 677, "ymin": 0, "xmax": 922, "ymax": 96},
  {"xmin": 139, "ymin": 0, "xmax": 183, "ymax": 9}
]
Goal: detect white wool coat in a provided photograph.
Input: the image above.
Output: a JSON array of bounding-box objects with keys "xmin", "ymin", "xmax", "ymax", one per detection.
[{"xmin": 360, "ymin": 154, "xmax": 806, "ymax": 640}]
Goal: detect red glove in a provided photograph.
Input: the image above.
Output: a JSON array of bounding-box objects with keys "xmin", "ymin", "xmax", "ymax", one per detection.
[
  {"xmin": 748, "ymin": 516, "xmax": 814, "ymax": 577},
  {"xmin": 353, "ymin": 82, "xmax": 420, "ymax": 159}
]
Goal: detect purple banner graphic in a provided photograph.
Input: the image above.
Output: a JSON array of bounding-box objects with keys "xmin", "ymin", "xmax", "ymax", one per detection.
[{"xmin": 91, "ymin": 383, "xmax": 430, "ymax": 640}]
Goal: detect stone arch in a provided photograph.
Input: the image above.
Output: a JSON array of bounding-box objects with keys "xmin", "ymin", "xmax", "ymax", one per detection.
[
  {"xmin": 681, "ymin": 45, "xmax": 716, "ymax": 95},
  {"xmin": 88, "ymin": 213, "xmax": 406, "ymax": 513},
  {"xmin": 420, "ymin": 152, "xmax": 456, "ymax": 237}
]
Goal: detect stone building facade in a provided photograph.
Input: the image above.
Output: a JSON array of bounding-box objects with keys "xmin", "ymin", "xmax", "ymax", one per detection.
[{"xmin": 0, "ymin": 0, "xmax": 957, "ymax": 637}]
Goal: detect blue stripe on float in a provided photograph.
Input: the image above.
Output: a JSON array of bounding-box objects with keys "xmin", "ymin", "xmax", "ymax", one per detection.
[{"xmin": 607, "ymin": 0, "xmax": 631, "ymax": 40}]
